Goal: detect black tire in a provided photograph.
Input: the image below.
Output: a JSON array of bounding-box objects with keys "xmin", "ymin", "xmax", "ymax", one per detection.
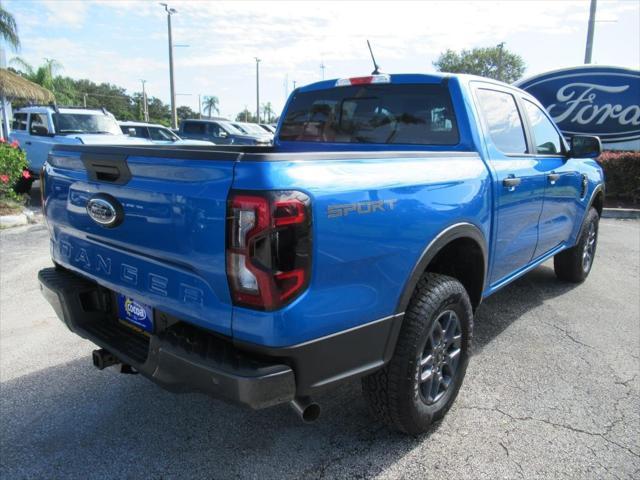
[
  {"xmin": 362, "ymin": 273, "xmax": 472, "ymax": 435},
  {"xmin": 554, "ymin": 207, "xmax": 599, "ymax": 283}
]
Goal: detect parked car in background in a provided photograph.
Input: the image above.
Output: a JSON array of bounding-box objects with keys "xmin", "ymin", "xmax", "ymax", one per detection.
[
  {"xmin": 259, "ymin": 124, "xmax": 276, "ymax": 134},
  {"xmin": 231, "ymin": 122, "xmax": 274, "ymax": 143},
  {"xmin": 9, "ymin": 106, "xmax": 151, "ymax": 190},
  {"xmin": 119, "ymin": 121, "xmax": 215, "ymax": 146},
  {"xmin": 178, "ymin": 119, "xmax": 271, "ymax": 146}
]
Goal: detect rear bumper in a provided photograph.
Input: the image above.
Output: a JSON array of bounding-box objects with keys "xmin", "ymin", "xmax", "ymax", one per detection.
[
  {"xmin": 38, "ymin": 267, "xmax": 295, "ymax": 409},
  {"xmin": 39, "ymin": 267, "xmax": 403, "ymax": 408}
]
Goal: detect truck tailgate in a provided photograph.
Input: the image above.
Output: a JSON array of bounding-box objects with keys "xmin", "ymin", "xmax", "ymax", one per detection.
[{"xmin": 43, "ymin": 146, "xmax": 238, "ymax": 335}]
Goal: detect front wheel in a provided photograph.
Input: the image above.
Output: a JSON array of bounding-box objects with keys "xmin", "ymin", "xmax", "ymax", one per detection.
[
  {"xmin": 554, "ymin": 207, "xmax": 600, "ymax": 283},
  {"xmin": 362, "ymin": 273, "xmax": 472, "ymax": 435}
]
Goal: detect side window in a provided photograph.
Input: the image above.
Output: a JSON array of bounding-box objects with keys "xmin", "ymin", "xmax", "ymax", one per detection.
[
  {"xmin": 208, "ymin": 123, "xmax": 222, "ymax": 137},
  {"xmin": 29, "ymin": 113, "xmax": 49, "ymax": 135},
  {"xmin": 123, "ymin": 126, "xmax": 149, "ymax": 138},
  {"xmin": 476, "ymin": 89, "xmax": 527, "ymax": 154},
  {"xmin": 12, "ymin": 113, "xmax": 27, "ymax": 131},
  {"xmin": 149, "ymin": 127, "xmax": 172, "ymax": 141},
  {"xmin": 183, "ymin": 122, "xmax": 205, "ymax": 135},
  {"xmin": 523, "ymin": 100, "xmax": 563, "ymax": 155}
]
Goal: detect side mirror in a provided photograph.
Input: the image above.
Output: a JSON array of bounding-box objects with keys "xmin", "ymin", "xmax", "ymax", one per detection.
[
  {"xmin": 218, "ymin": 131, "xmax": 228, "ymax": 138},
  {"xmin": 30, "ymin": 125, "xmax": 51, "ymax": 136},
  {"xmin": 570, "ymin": 135, "xmax": 602, "ymax": 158}
]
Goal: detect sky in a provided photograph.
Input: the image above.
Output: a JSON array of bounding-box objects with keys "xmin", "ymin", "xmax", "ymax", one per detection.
[{"xmin": 4, "ymin": 0, "xmax": 640, "ymax": 119}]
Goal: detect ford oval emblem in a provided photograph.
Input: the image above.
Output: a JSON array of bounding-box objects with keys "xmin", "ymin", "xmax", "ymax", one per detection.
[
  {"xmin": 516, "ymin": 65, "xmax": 640, "ymax": 145},
  {"xmin": 86, "ymin": 194, "xmax": 123, "ymax": 228}
]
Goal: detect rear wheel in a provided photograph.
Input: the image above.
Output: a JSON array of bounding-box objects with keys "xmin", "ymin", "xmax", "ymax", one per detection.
[
  {"xmin": 362, "ymin": 273, "xmax": 472, "ymax": 435},
  {"xmin": 554, "ymin": 207, "xmax": 599, "ymax": 283}
]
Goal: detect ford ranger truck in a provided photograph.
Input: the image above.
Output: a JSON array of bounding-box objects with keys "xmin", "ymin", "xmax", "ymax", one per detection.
[{"xmin": 38, "ymin": 73, "xmax": 604, "ymax": 434}]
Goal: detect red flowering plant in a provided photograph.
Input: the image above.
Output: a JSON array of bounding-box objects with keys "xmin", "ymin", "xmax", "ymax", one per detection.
[{"xmin": 0, "ymin": 138, "xmax": 29, "ymax": 203}]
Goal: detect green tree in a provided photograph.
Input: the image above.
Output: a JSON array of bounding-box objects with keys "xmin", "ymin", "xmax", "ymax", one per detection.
[
  {"xmin": 8, "ymin": 57, "xmax": 174, "ymax": 124},
  {"xmin": 0, "ymin": 3, "xmax": 20, "ymax": 50},
  {"xmin": 177, "ymin": 105, "xmax": 197, "ymax": 121},
  {"xmin": 433, "ymin": 45, "xmax": 525, "ymax": 83},
  {"xmin": 11, "ymin": 57, "xmax": 63, "ymax": 92},
  {"xmin": 202, "ymin": 96, "xmax": 219, "ymax": 118},
  {"xmin": 236, "ymin": 108, "xmax": 257, "ymax": 123}
]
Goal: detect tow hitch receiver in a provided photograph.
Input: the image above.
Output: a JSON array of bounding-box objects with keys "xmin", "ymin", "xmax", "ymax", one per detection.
[{"xmin": 92, "ymin": 348, "xmax": 119, "ymax": 370}]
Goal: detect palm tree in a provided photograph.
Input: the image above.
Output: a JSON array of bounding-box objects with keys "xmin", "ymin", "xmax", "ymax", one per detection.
[
  {"xmin": 9, "ymin": 57, "xmax": 62, "ymax": 92},
  {"xmin": 261, "ymin": 102, "xmax": 273, "ymax": 123},
  {"xmin": 202, "ymin": 96, "xmax": 219, "ymax": 118},
  {"xmin": 0, "ymin": 4, "xmax": 20, "ymax": 51}
]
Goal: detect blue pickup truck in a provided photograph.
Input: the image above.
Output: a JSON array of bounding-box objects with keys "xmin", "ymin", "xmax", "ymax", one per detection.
[{"xmin": 38, "ymin": 73, "xmax": 604, "ymax": 434}]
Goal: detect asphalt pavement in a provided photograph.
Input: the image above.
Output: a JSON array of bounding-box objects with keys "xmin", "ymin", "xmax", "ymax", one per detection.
[{"xmin": 1, "ymin": 219, "xmax": 638, "ymax": 479}]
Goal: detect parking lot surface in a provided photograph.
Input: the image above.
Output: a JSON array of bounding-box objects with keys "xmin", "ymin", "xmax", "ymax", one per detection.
[{"xmin": 1, "ymin": 219, "xmax": 638, "ymax": 479}]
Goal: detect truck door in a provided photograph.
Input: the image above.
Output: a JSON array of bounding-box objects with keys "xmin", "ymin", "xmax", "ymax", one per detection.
[
  {"xmin": 474, "ymin": 87, "xmax": 546, "ymax": 284},
  {"xmin": 24, "ymin": 113, "xmax": 55, "ymax": 171},
  {"xmin": 521, "ymin": 99, "xmax": 583, "ymax": 258}
]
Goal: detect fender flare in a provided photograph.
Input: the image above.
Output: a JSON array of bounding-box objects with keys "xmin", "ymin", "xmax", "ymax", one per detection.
[
  {"xmin": 587, "ymin": 184, "xmax": 605, "ymax": 216},
  {"xmin": 395, "ymin": 222, "xmax": 488, "ymax": 314}
]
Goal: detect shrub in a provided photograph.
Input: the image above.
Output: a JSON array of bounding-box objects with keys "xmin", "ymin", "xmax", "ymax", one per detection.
[
  {"xmin": 0, "ymin": 138, "xmax": 29, "ymax": 203},
  {"xmin": 597, "ymin": 151, "xmax": 640, "ymax": 205}
]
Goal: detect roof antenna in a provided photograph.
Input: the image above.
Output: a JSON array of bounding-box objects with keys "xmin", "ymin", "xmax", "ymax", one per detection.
[{"xmin": 367, "ymin": 40, "xmax": 381, "ymax": 75}]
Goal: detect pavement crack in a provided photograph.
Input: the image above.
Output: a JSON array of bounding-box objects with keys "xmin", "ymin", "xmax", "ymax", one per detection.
[
  {"xmin": 614, "ymin": 374, "xmax": 637, "ymax": 389},
  {"xmin": 541, "ymin": 320, "xmax": 596, "ymax": 350},
  {"xmin": 461, "ymin": 405, "xmax": 640, "ymax": 460}
]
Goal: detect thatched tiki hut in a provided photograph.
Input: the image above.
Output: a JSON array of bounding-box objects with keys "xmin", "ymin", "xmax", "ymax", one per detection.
[{"xmin": 0, "ymin": 68, "xmax": 55, "ymax": 139}]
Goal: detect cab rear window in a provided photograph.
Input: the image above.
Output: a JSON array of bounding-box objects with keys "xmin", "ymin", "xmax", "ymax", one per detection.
[{"xmin": 279, "ymin": 84, "xmax": 458, "ymax": 145}]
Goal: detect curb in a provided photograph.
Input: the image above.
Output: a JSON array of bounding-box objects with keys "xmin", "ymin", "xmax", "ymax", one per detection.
[
  {"xmin": 0, "ymin": 208, "xmax": 44, "ymax": 229},
  {"xmin": 602, "ymin": 208, "xmax": 640, "ymax": 220},
  {"xmin": 0, "ymin": 213, "xmax": 28, "ymax": 229}
]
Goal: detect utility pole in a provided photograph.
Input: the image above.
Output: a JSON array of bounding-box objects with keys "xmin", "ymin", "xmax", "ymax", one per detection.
[
  {"xmin": 198, "ymin": 94, "xmax": 202, "ymax": 119},
  {"xmin": 161, "ymin": 3, "xmax": 178, "ymax": 128},
  {"xmin": 496, "ymin": 42, "xmax": 505, "ymax": 82},
  {"xmin": 584, "ymin": 0, "xmax": 597, "ymax": 63},
  {"xmin": 320, "ymin": 61, "xmax": 326, "ymax": 80},
  {"xmin": 292, "ymin": 80, "xmax": 297, "ymax": 90},
  {"xmin": 255, "ymin": 57, "xmax": 261, "ymax": 123},
  {"xmin": 141, "ymin": 80, "xmax": 149, "ymax": 121},
  {"xmin": 83, "ymin": 93, "xmax": 88, "ymax": 108},
  {"xmin": 244, "ymin": 104, "xmax": 248, "ymax": 122}
]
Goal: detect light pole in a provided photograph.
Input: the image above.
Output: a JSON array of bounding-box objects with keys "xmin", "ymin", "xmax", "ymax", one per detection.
[
  {"xmin": 584, "ymin": 0, "xmax": 597, "ymax": 63},
  {"xmin": 160, "ymin": 3, "xmax": 178, "ymax": 128},
  {"xmin": 141, "ymin": 80, "xmax": 149, "ymax": 121},
  {"xmin": 320, "ymin": 61, "xmax": 326, "ymax": 80},
  {"xmin": 255, "ymin": 57, "xmax": 261, "ymax": 123}
]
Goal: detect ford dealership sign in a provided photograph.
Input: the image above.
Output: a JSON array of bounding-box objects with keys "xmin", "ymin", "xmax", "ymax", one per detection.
[{"xmin": 516, "ymin": 66, "xmax": 640, "ymax": 149}]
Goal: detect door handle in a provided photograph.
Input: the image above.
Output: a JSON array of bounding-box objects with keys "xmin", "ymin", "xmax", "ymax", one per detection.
[
  {"xmin": 25, "ymin": 141, "xmax": 32, "ymax": 145},
  {"xmin": 548, "ymin": 172, "xmax": 560, "ymax": 184},
  {"xmin": 503, "ymin": 176, "xmax": 522, "ymax": 190}
]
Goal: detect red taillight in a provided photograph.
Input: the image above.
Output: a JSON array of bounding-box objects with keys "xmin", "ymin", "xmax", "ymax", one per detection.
[{"xmin": 226, "ymin": 190, "xmax": 312, "ymax": 310}]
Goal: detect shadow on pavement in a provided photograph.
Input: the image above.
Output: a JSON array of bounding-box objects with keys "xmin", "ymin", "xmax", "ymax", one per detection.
[
  {"xmin": 473, "ymin": 264, "xmax": 576, "ymax": 351},
  {"xmin": 0, "ymin": 265, "xmax": 579, "ymax": 479}
]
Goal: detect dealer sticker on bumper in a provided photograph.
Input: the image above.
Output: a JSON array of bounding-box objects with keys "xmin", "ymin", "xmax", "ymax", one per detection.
[{"xmin": 117, "ymin": 294, "xmax": 154, "ymax": 333}]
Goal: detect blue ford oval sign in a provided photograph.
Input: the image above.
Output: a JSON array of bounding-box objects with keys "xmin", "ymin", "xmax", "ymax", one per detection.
[
  {"xmin": 86, "ymin": 194, "xmax": 123, "ymax": 228},
  {"xmin": 516, "ymin": 66, "xmax": 640, "ymax": 145}
]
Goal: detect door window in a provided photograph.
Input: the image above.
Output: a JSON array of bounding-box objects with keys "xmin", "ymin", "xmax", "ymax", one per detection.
[
  {"xmin": 476, "ymin": 89, "xmax": 527, "ymax": 154},
  {"xmin": 12, "ymin": 113, "xmax": 27, "ymax": 131},
  {"xmin": 183, "ymin": 122, "xmax": 205, "ymax": 135},
  {"xmin": 122, "ymin": 126, "xmax": 150, "ymax": 138},
  {"xmin": 523, "ymin": 100, "xmax": 563, "ymax": 155},
  {"xmin": 208, "ymin": 123, "xmax": 223, "ymax": 137},
  {"xmin": 149, "ymin": 127, "xmax": 179, "ymax": 141},
  {"xmin": 29, "ymin": 113, "xmax": 49, "ymax": 135}
]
